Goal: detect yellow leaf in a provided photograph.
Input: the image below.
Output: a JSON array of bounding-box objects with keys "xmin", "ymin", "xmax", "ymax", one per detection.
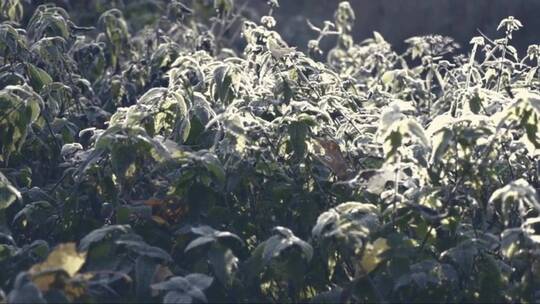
[
  {"xmin": 64, "ymin": 279, "xmax": 88, "ymax": 300},
  {"xmin": 30, "ymin": 243, "xmax": 87, "ymax": 277},
  {"xmin": 151, "ymin": 215, "xmax": 168, "ymax": 226},
  {"xmin": 32, "ymin": 271, "xmax": 90, "ymax": 299},
  {"xmin": 32, "ymin": 270, "xmax": 67, "ymax": 292},
  {"xmin": 360, "ymin": 238, "xmax": 389, "ymax": 274}
]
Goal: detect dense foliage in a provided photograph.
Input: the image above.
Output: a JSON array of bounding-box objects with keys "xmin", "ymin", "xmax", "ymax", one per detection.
[{"xmin": 1, "ymin": 0, "xmax": 540, "ymax": 302}]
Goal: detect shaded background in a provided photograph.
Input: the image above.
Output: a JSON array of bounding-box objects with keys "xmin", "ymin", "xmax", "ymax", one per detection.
[
  {"xmin": 247, "ymin": 0, "xmax": 540, "ymax": 54},
  {"xmin": 30, "ymin": 0, "xmax": 540, "ymax": 54}
]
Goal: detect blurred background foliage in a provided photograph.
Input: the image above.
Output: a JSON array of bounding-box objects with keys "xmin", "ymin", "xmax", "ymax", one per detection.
[
  {"xmin": 26, "ymin": 0, "xmax": 540, "ymax": 54},
  {"xmin": 259, "ymin": 0, "xmax": 540, "ymax": 54}
]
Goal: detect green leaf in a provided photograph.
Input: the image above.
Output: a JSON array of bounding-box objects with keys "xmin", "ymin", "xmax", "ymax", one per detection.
[
  {"xmin": 26, "ymin": 63, "xmax": 53, "ymax": 92},
  {"xmin": 468, "ymin": 93, "xmax": 483, "ymax": 114},
  {"xmin": 384, "ymin": 129, "xmax": 402, "ymax": 159},
  {"xmin": 110, "ymin": 140, "xmax": 138, "ymax": 180},
  {"xmin": 213, "ymin": 64, "xmax": 234, "ymax": 104},
  {"xmin": 135, "ymin": 255, "xmax": 158, "ymax": 300},
  {"xmin": 200, "ymin": 153, "xmax": 226, "ymax": 184},
  {"xmin": 288, "ymin": 121, "xmax": 309, "ymax": 158},
  {"xmin": 430, "ymin": 127, "xmax": 453, "ymax": 164},
  {"xmin": 0, "ymin": 23, "xmax": 28, "ymax": 58},
  {"xmin": 12, "ymin": 201, "xmax": 55, "ymax": 230},
  {"xmin": 440, "ymin": 239, "xmax": 478, "ymax": 276},
  {"xmin": 476, "ymin": 254, "xmax": 505, "ymax": 302}
]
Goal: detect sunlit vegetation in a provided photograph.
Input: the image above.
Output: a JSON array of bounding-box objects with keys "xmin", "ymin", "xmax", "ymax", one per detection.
[{"xmin": 1, "ymin": 0, "xmax": 540, "ymax": 302}]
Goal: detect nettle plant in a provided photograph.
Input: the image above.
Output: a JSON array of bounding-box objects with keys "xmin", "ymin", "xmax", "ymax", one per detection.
[{"xmin": 1, "ymin": 0, "xmax": 540, "ymax": 302}]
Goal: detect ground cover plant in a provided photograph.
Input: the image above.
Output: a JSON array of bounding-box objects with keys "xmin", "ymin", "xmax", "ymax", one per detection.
[{"xmin": 1, "ymin": 0, "xmax": 540, "ymax": 302}]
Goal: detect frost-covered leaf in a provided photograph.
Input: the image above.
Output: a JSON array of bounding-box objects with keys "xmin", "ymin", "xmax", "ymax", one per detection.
[
  {"xmin": 152, "ymin": 274, "xmax": 213, "ymax": 304},
  {"xmin": 262, "ymin": 227, "xmax": 313, "ymax": 263},
  {"xmin": 0, "ymin": 172, "xmax": 21, "ymax": 210},
  {"xmin": 312, "ymin": 202, "xmax": 379, "ymax": 243},
  {"xmin": 116, "ymin": 239, "xmax": 172, "ymax": 261},
  {"xmin": 79, "ymin": 225, "xmax": 133, "ymax": 251}
]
